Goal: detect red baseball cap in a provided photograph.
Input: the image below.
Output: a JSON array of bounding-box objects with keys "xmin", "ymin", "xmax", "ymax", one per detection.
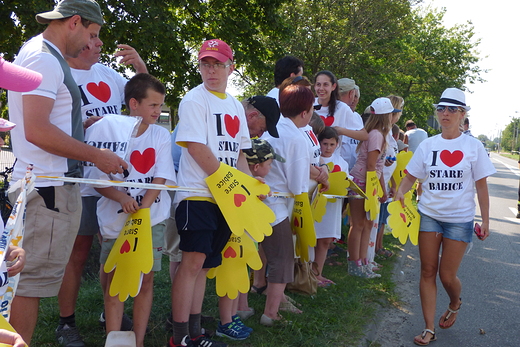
[{"xmin": 198, "ymin": 39, "xmax": 233, "ymax": 63}]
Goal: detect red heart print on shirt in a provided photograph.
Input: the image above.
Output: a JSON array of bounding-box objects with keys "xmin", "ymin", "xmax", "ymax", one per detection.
[
  {"xmin": 440, "ymin": 150, "xmax": 463, "ymax": 167},
  {"xmin": 224, "ymin": 114, "xmax": 239, "ymax": 138},
  {"xmin": 320, "ymin": 116, "xmax": 334, "ymax": 127},
  {"xmin": 87, "ymin": 82, "xmax": 111, "ymax": 103},
  {"xmin": 130, "ymin": 148, "xmax": 156, "ymax": 174}
]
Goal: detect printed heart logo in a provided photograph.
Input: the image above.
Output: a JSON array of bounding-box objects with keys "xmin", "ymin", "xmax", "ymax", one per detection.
[
  {"xmin": 120, "ymin": 240, "xmax": 131, "ymax": 254},
  {"xmin": 223, "ymin": 246, "xmax": 237, "ymax": 258},
  {"xmin": 372, "ymin": 188, "xmax": 377, "ymax": 196},
  {"xmin": 400, "ymin": 213, "xmax": 407, "ymax": 223},
  {"xmin": 332, "ymin": 165, "xmax": 341, "ymax": 173},
  {"xmin": 369, "ymin": 241, "xmax": 375, "ymax": 247},
  {"xmin": 87, "ymin": 82, "xmax": 111, "ymax": 103},
  {"xmin": 293, "ymin": 216, "xmax": 300, "ymax": 227},
  {"xmin": 440, "ymin": 150, "xmax": 463, "ymax": 167},
  {"xmin": 224, "ymin": 114, "xmax": 240, "ymax": 138},
  {"xmin": 404, "ymin": 169, "xmax": 409, "ymax": 175},
  {"xmin": 320, "ymin": 115, "xmax": 334, "ymax": 127},
  {"xmin": 234, "ymin": 194, "xmax": 246, "ymax": 207},
  {"xmin": 130, "ymin": 148, "xmax": 156, "ymax": 174}
]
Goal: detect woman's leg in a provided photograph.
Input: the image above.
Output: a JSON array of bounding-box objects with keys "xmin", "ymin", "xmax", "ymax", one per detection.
[
  {"xmin": 414, "ymin": 231, "xmax": 442, "ymax": 344},
  {"xmin": 315, "ymin": 237, "xmax": 333, "ymax": 281},
  {"xmin": 437, "ymin": 238, "xmax": 467, "ymax": 328}
]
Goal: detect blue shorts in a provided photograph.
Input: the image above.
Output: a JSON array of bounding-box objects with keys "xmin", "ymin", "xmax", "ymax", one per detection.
[
  {"xmin": 419, "ymin": 211, "xmax": 473, "ymax": 243},
  {"xmin": 175, "ymin": 200, "xmax": 232, "ymax": 269},
  {"xmin": 378, "ymin": 202, "xmax": 390, "ymax": 229}
]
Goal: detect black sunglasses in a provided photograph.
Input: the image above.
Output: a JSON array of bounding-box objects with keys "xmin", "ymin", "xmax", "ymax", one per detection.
[{"xmin": 313, "ymin": 104, "xmax": 322, "ymax": 111}]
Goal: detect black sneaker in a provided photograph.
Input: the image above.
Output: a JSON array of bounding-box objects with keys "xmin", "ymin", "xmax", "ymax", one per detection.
[
  {"xmin": 99, "ymin": 311, "xmax": 133, "ymax": 331},
  {"xmin": 55, "ymin": 324, "xmax": 85, "ymax": 347},
  {"xmin": 191, "ymin": 335, "xmax": 227, "ymax": 347}
]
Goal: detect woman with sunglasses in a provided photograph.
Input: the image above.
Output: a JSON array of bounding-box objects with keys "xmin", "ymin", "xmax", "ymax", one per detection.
[
  {"xmin": 314, "ymin": 71, "xmax": 368, "ymax": 163},
  {"xmin": 395, "ymin": 88, "xmax": 495, "ymax": 346}
]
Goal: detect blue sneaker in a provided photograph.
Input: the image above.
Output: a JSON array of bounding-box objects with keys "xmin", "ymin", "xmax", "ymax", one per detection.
[
  {"xmin": 232, "ymin": 315, "xmax": 253, "ymax": 334},
  {"xmin": 216, "ymin": 321, "xmax": 250, "ymax": 340}
]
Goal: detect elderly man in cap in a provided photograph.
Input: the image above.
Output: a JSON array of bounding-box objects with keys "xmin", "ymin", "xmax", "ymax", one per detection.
[
  {"xmin": 167, "ymin": 39, "xmax": 254, "ymax": 347},
  {"xmin": 337, "ymin": 78, "xmax": 366, "ymax": 169},
  {"xmin": 7, "ymin": 0, "xmax": 127, "ymax": 344}
]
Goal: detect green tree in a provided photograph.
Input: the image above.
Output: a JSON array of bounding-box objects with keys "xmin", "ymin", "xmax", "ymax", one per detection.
[{"xmin": 502, "ymin": 118, "xmax": 520, "ymax": 152}]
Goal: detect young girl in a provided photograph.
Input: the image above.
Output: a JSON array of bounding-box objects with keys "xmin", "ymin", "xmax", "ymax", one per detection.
[
  {"xmin": 314, "ymin": 127, "xmax": 349, "ymax": 286},
  {"xmin": 314, "ymin": 70, "xmax": 368, "ymax": 164},
  {"xmin": 347, "ymin": 98, "xmax": 395, "ymax": 278}
]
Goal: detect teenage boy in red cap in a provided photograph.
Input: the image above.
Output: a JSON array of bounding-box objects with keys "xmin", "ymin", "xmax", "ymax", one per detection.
[{"xmin": 167, "ymin": 39, "xmax": 251, "ymax": 347}]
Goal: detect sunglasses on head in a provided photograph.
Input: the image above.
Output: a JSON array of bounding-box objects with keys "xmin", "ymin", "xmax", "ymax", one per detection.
[
  {"xmin": 436, "ymin": 105, "xmax": 463, "ymax": 113},
  {"xmin": 313, "ymin": 104, "xmax": 322, "ymax": 111}
]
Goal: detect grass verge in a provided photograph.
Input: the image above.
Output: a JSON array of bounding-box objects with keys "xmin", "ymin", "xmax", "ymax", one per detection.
[{"xmin": 31, "ymin": 234, "xmax": 402, "ymax": 347}]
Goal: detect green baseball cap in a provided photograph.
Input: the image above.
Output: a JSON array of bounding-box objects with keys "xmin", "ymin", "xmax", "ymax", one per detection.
[
  {"xmin": 36, "ymin": 0, "xmax": 104, "ymax": 26},
  {"xmin": 244, "ymin": 139, "xmax": 285, "ymax": 165}
]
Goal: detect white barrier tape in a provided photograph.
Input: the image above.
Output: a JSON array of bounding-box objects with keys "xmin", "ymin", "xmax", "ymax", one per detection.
[{"xmin": 37, "ymin": 176, "xmax": 358, "ymax": 200}]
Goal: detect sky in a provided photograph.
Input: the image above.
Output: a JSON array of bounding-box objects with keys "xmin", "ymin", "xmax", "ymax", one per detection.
[{"xmin": 419, "ymin": 0, "xmax": 520, "ymax": 140}]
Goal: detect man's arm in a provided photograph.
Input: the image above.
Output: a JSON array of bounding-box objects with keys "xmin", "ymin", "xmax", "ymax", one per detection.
[
  {"xmin": 23, "ymin": 95, "xmax": 127, "ymax": 174},
  {"xmin": 115, "ymin": 44, "xmax": 148, "ymax": 74},
  {"xmin": 186, "ymin": 142, "xmax": 220, "ymax": 176}
]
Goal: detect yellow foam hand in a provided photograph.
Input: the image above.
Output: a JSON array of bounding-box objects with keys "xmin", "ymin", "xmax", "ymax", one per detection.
[
  {"xmin": 0, "ymin": 314, "xmax": 25, "ymax": 347},
  {"xmin": 324, "ymin": 162, "xmax": 350, "ymax": 197},
  {"xmin": 391, "ymin": 151, "xmax": 413, "ymax": 189},
  {"xmin": 387, "ymin": 194, "xmax": 420, "ymax": 245},
  {"xmin": 207, "ymin": 234, "xmax": 262, "ymax": 299},
  {"xmin": 205, "ymin": 163, "xmax": 274, "ymax": 242},
  {"xmin": 310, "ymin": 190, "xmax": 327, "ymax": 223},
  {"xmin": 292, "ymin": 193, "xmax": 317, "ymax": 261},
  {"xmin": 364, "ymin": 171, "xmax": 382, "ymax": 221},
  {"xmin": 104, "ymin": 209, "xmax": 153, "ymax": 302}
]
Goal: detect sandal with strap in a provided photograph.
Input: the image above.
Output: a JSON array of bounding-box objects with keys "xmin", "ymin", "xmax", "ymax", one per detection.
[
  {"xmin": 439, "ymin": 298, "xmax": 462, "ymax": 329},
  {"xmin": 414, "ymin": 329, "xmax": 436, "ymax": 346}
]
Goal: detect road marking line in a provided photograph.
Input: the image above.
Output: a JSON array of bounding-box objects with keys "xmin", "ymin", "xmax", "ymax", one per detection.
[{"xmin": 493, "ymin": 157, "xmax": 520, "ymax": 177}]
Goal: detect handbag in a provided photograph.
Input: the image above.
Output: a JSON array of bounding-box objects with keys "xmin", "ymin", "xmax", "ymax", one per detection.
[{"xmin": 286, "ymin": 259, "xmax": 319, "ymax": 295}]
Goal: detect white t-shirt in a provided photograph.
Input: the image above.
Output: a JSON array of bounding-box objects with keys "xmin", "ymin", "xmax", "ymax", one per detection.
[
  {"xmin": 8, "ymin": 35, "xmax": 80, "ymax": 185},
  {"xmin": 314, "ymin": 152, "xmax": 348, "ymax": 239},
  {"xmin": 82, "ymin": 115, "xmax": 141, "ymax": 197},
  {"xmin": 299, "ymin": 125, "xmax": 321, "ymax": 192},
  {"xmin": 382, "ymin": 133, "xmax": 398, "ymax": 190},
  {"xmin": 405, "ymin": 127, "xmax": 428, "ymax": 153},
  {"xmin": 71, "ymin": 63, "xmax": 127, "ymax": 122},
  {"xmin": 262, "ymin": 117, "xmax": 310, "ymax": 226},
  {"xmin": 266, "ymin": 88, "xmax": 279, "ymax": 104},
  {"xmin": 406, "ymin": 133, "xmax": 496, "ymax": 223},
  {"xmin": 91, "ymin": 125, "xmax": 176, "ymax": 239},
  {"xmin": 175, "ymin": 84, "xmax": 251, "ymax": 201},
  {"xmin": 314, "ymin": 99, "xmax": 363, "ymax": 168}
]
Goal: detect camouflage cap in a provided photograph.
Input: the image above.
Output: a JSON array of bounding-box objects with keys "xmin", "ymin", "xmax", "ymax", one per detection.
[{"xmin": 243, "ymin": 139, "xmax": 285, "ymax": 164}]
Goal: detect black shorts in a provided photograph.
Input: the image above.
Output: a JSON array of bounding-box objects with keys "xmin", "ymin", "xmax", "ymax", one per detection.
[{"xmin": 175, "ymin": 200, "xmax": 232, "ymax": 269}]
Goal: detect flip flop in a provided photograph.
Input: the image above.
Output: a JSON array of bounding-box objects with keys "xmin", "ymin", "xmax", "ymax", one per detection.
[
  {"xmin": 439, "ymin": 298, "xmax": 462, "ymax": 329},
  {"xmin": 250, "ymin": 285, "xmax": 267, "ymax": 295},
  {"xmin": 413, "ymin": 329, "xmax": 436, "ymax": 346}
]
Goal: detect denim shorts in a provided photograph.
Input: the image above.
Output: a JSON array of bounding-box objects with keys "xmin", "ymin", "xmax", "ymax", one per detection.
[{"xmin": 419, "ymin": 211, "xmax": 473, "ymax": 243}]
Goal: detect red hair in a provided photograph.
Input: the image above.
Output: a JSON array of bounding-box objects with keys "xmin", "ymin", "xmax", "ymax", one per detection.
[{"xmin": 279, "ymin": 84, "xmax": 314, "ymax": 118}]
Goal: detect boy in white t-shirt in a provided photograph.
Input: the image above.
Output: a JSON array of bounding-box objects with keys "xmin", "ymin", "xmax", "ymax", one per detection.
[
  {"xmin": 169, "ymin": 40, "xmax": 250, "ymax": 347},
  {"xmin": 314, "ymin": 127, "xmax": 349, "ymax": 286},
  {"xmin": 91, "ymin": 73, "xmax": 176, "ymax": 347}
]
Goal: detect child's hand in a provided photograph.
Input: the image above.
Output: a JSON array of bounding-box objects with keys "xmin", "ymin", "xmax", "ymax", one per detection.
[
  {"xmin": 253, "ymin": 176, "xmax": 269, "ymax": 201},
  {"xmin": 0, "ymin": 329, "xmax": 27, "ymax": 347},
  {"xmin": 118, "ymin": 195, "xmax": 140, "ymax": 214},
  {"xmin": 6, "ymin": 246, "xmax": 25, "ymax": 276}
]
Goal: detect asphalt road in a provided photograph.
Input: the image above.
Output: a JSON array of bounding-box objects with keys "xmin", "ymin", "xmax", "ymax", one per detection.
[{"xmin": 365, "ymin": 152, "xmax": 520, "ymax": 347}]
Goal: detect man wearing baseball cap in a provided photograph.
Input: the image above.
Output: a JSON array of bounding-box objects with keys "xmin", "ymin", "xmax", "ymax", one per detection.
[
  {"xmin": 242, "ymin": 95, "xmax": 280, "ymax": 138},
  {"xmin": 168, "ymin": 39, "xmax": 251, "ymax": 347},
  {"xmin": 7, "ymin": 0, "xmax": 127, "ymax": 344}
]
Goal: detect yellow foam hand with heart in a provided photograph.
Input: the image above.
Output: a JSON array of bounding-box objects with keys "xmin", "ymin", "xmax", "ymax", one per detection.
[
  {"xmin": 311, "ymin": 191, "xmax": 327, "ymax": 223},
  {"xmin": 391, "ymin": 151, "xmax": 413, "ymax": 189},
  {"xmin": 205, "ymin": 163, "xmax": 274, "ymax": 242},
  {"xmin": 324, "ymin": 162, "xmax": 350, "ymax": 197},
  {"xmin": 104, "ymin": 209, "xmax": 153, "ymax": 302},
  {"xmin": 207, "ymin": 234, "xmax": 262, "ymax": 299},
  {"xmin": 292, "ymin": 192, "xmax": 317, "ymax": 261},
  {"xmin": 364, "ymin": 171, "xmax": 382, "ymax": 221},
  {"xmin": 387, "ymin": 192, "xmax": 420, "ymax": 245}
]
